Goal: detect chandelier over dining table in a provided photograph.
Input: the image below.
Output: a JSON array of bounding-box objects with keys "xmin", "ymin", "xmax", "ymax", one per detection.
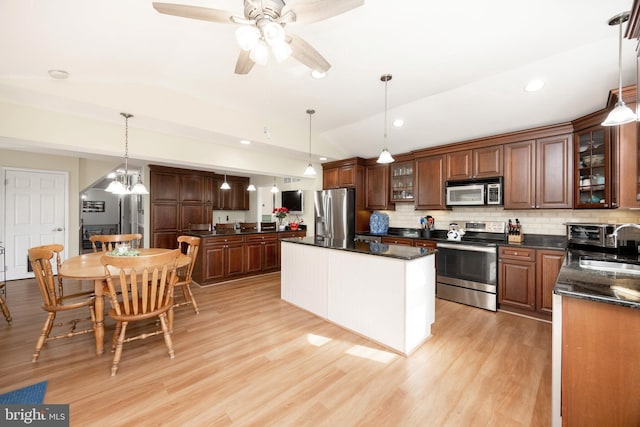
[{"xmin": 104, "ymin": 113, "xmax": 149, "ymax": 195}]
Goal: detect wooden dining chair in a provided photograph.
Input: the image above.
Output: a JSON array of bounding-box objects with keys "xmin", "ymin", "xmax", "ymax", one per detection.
[
  {"xmin": 239, "ymin": 222, "xmax": 258, "ymax": 232},
  {"xmin": 215, "ymin": 223, "xmax": 235, "ymax": 231},
  {"xmin": 28, "ymin": 247, "xmax": 97, "ymax": 362},
  {"xmin": 188, "ymin": 223, "xmax": 212, "ymax": 232},
  {"xmin": 90, "ymin": 233, "xmax": 142, "ymax": 253},
  {"xmin": 0, "ymin": 285, "xmax": 11, "ymax": 324},
  {"xmin": 101, "ymin": 249, "xmax": 181, "ymax": 376},
  {"xmin": 260, "ymin": 222, "xmax": 276, "ymax": 231},
  {"xmin": 169, "ymin": 236, "xmax": 201, "ymax": 330}
]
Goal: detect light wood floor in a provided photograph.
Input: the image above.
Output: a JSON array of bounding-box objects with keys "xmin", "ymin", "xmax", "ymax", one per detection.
[{"xmin": 0, "ymin": 273, "xmax": 551, "ymax": 426}]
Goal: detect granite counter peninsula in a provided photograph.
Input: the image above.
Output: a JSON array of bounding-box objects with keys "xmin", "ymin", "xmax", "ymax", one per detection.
[{"xmin": 280, "ymin": 237, "xmax": 436, "ymax": 355}]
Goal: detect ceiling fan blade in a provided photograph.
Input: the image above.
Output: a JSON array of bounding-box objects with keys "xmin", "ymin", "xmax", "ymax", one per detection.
[
  {"xmin": 286, "ymin": 0, "xmax": 364, "ymax": 24},
  {"xmin": 288, "ymin": 33, "xmax": 331, "ymax": 72},
  {"xmin": 152, "ymin": 2, "xmax": 234, "ymax": 24},
  {"xmin": 235, "ymin": 50, "xmax": 255, "ymax": 75}
]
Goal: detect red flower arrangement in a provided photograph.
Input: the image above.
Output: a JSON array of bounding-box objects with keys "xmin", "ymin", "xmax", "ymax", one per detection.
[{"xmin": 273, "ymin": 207, "xmax": 289, "ymax": 220}]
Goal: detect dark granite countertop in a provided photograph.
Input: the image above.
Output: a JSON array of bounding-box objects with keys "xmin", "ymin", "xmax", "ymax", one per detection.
[
  {"xmin": 281, "ymin": 236, "xmax": 435, "ymax": 260},
  {"xmin": 360, "ymin": 228, "xmax": 567, "ymax": 250},
  {"xmin": 187, "ymin": 228, "xmax": 305, "ymax": 237},
  {"xmin": 555, "ymin": 249, "xmax": 640, "ymax": 309}
]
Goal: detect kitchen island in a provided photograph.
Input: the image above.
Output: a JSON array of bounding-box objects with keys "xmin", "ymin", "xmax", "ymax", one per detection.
[
  {"xmin": 551, "ymin": 249, "xmax": 640, "ymax": 427},
  {"xmin": 280, "ymin": 237, "xmax": 436, "ymax": 355}
]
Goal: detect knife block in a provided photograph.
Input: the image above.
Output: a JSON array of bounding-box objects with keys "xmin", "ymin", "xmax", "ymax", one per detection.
[{"xmin": 508, "ymin": 230, "xmax": 524, "ymax": 243}]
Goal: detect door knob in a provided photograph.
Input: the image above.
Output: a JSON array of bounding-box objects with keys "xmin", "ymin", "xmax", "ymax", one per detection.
[{"xmin": 52, "ymin": 227, "xmax": 64, "ymax": 232}]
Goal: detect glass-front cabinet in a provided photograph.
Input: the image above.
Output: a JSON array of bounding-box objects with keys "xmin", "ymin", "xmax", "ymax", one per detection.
[
  {"xmin": 575, "ymin": 127, "xmax": 612, "ymax": 208},
  {"xmin": 390, "ymin": 161, "xmax": 414, "ymax": 202}
]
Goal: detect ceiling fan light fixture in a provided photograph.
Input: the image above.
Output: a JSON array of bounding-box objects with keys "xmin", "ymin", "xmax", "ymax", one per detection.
[
  {"xmin": 262, "ymin": 21, "xmax": 285, "ymax": 45},
  {"xmin": 250, "ymin": 40, "xmax": 269, "ymax": 65},
  {"xmin": 311, "ymin": 70, "xmax": 326, "ymax": 79},
  {"xmin": 235, "ymin": 26, "xmax": 260, "ymax": 51},
  {"xmin": 271, "ymin": 40, "xmax": 292, "ymax": 63},
  {"xmin": 602, "ymin": 11, "xmax": 636, "ymax": 126}
]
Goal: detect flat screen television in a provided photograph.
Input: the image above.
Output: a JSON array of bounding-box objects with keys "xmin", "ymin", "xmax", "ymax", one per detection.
[{"xmin": 281, "ymin": 190, "xmax": 304, "ymax": 214}]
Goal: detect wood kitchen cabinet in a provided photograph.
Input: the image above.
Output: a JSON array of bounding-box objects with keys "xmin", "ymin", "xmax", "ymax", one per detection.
[
  {"xmin": 381, "ymin": 236, "xmax": 413, "ymax": 246},
  {"xmin": 322, "ymin": 157, "xmax": 370, "ymax": 233},
  {"xmin": 390, "ymin": 159, "xmax": 414, "ymax": 202},
  {"xmin": 194, "ymin": 235, "xmax": 245, "ymax": 283},
  {"xmin": 446, "ymin": 146, "xmax": 503, "ymax": 181},
  {"xmin": 561, "ymin": 297, "xmax": 640, "ymax": 425},
  {"xmin": 414, "ymin": 154, "xmax": 447, "ymax": 210},
  {"xmin": 414, "ymin": 239, "xmax": 437, "ymax": 250},
  {"xmin": 322, "ymin": 158, "xmax": 361, "ymax": 189},
  {"xmin": 499, "ymin": 246, "xmax": 563, "ymax": 321},
  {"xmin": 150, "ymin": 166, "xmax": 250, "ymax": 248},
  {"xmin": 503, "ymin": 134, "xmax": 573, "ymax": 209},
  {"xmin": 365, "ymin": 161, "xmax": 392, "ymax": 210},
  {"xmin": 245, "ymin": 233, "xmax": 279, "ymax": 274}
]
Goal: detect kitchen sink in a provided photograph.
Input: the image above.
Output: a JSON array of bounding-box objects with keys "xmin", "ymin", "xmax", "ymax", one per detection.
[{"xmin": 579, "ymin": 257, "xmax": 640, "ymax": 275}]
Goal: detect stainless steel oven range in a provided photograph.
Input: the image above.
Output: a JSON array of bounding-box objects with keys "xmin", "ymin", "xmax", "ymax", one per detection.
[{"xmin": 436, "ymin": 221, "xmax": 506, "ymax": 311}]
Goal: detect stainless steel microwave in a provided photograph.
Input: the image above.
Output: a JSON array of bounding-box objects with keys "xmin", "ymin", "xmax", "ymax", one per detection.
[{"xmin": 445, "ymin": 177, "xmax": 503, "ymax": 206}]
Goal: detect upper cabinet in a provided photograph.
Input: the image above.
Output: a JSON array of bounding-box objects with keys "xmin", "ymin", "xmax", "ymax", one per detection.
[
  {"xmin": 322, "ymin": 158, "xmax": 370, "ymax": 233},
  {"xmin": 446, "ymin": 146, "xmax": 503, "ymax": 181},
  {"xmin": 504, "ymin": 133, "xmax": 573, "ymax": 209},
  {"xmin": 323, "ymin": 159, "xmax": 359, "ymax": 189},
  {"xmin": 574, "ymin": 125, "xmax": 613, "ymax": 208},
  {"xmin": 415, "ymin": 154, "xmax": 447, "ymax": 210},
  {"xmin": 390, "ymin": 158, "xmax": 414, "ymax": 202},
  {"xmin": 365, "ymin": 162, "xmax": 391, "ymax": 210}
]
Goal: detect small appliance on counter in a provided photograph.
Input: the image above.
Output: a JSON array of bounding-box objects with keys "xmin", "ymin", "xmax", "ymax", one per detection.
[
  {"xmin": 446, "ymin": 223, "xmax": 465, "ymax": 241},
  {"xmin": 566, "ymin": 222, "xmax": 639, "ymax": 254},
  {"xmin": 369, "ymin": 211, "xmax": 389, "ymax": 235}
]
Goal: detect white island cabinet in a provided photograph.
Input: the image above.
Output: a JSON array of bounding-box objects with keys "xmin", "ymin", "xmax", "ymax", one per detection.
[{"xmin": 281, "ymin": 238, "xmax": 436, "ymax": 355}]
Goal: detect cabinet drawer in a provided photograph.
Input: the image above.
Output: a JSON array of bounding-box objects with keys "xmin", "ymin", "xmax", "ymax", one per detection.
[
  {"xmin": 414, "ymin": 239, "xmax": 437, "ymax": 249},
  {"xmin": 204, "ymin": 235, "xmax": 245, "ymax": 246},
  {"xmin": 499, "ymin": 246, "xmax": 535, "ymax": 261},
  {"xmin": 381, "ymin": 236, "xmax": 414, "ymax": 246},
  {"xmin": 245, "ymin": 233, "xmax": 278, "ymax": 243}
]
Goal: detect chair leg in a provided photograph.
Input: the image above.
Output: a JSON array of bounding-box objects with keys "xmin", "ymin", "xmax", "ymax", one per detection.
[
  {"xmin": 159, "ymin": 313, "xmax": 175, "ymax": 359},
  {"xmin": 112, "ymin": 321, "xmax": 122, "ymax": 351},
  {"xmin": 167, "ymin": 306, "xmax": 174, "ymax": 334},
  {"xmin": 0, "ymin": 295, "xmax": 11, "ymax": 324},
  {"xmin": 184, "ymin": 284, "xmax": 199, "ymax": 314},
  {"xmin": 32, "ymin": 313, "xmax": 55, "ymax": 362},
  {"xmin": 111, "ymin": 321, "xmax": 128, "ymax": 376}
]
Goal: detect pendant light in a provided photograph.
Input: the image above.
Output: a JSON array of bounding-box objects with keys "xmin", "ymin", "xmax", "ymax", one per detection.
[
  {"xmin": 220, "ymin": 172, "xmax": 231, "ymax": 190},
  {"xmin": 304, "ymin": 108, "xmax": 317, "ymax": 176},
  {"xmin": 602, "ymin": 11, "xmax": 636, "ymax": 126},
  {"xmin": 247, "ymin": 182, "xmax": 256, "ymax": 191},
  {"xmin": 105, "ymin": 113, "xmax": 149, "ymax": 195},
  {"xmin": 377, "ymin": 74, "xmax": 395, "ymax": 164},
  {"xmin": 271, "ymin": 176, "xmax": 279, "ymax": 193}
]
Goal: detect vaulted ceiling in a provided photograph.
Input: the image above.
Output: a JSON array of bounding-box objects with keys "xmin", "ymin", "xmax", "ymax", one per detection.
[{"xmin": 0, "ymin": 0, "xmax": 636, "ymax": 172}]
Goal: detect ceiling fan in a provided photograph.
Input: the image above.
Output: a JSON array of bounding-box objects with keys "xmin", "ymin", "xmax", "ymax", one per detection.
[{"xmin": 152, "ymin": 0, "xmax": 364, "ymax": 75}]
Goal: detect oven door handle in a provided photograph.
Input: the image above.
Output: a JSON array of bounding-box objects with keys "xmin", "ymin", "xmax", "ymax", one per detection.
[{"xmin": 437, "ymin": 242, "xmax": 496, "ymax": 253}]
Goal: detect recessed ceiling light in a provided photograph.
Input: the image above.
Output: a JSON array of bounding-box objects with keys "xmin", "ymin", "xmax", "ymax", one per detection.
[
  {"xmin": 393, "ymin": 119, "xmax": 404, "ymax": 127},
  {"xmin": 48, "ymin": 69, "xmax": 69, "ymax": 80},
  {"xmin": 311, "ymin": 70, "xmax": 326, "ymax": 79},
  {"xmin": 524, "ymin": 79, "xmax": 544, "ymax": 92},
  {"xmin": 319, "ymin": 156, "xmax": 327, "ymax": 161},
  {"xmin": 240, "ymin": 139, "xmax": 251, "ymax": 145}
]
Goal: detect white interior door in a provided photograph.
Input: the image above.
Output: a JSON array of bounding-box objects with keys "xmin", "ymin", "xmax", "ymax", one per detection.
[{"xmin": 3, "ymin": 168, "xmax": 67, "ymax": 280}]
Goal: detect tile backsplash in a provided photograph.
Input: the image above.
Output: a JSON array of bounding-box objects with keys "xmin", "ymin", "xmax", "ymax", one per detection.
[{"xmin": 379, "ymin": 204, "xmax": 640, "ymax": 236}]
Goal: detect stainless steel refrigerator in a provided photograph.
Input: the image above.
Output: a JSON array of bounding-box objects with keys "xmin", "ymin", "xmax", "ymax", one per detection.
[{"xmin": 314, "ymin": 188, "xmax": 356, "ymax": 242}]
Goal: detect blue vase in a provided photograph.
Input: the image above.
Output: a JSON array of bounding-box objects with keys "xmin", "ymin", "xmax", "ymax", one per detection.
[{"xmin": 370, "ymin": 212, "xmax": 389, "ymax": 235}]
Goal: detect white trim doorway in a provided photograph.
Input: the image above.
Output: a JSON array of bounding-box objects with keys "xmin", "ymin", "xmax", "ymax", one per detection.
[{"xmin": 1, "ymin": 167, "xmax": 69, "ymax": 280}]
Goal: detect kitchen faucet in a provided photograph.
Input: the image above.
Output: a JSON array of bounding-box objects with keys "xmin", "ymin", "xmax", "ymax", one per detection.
[{"xmin": 609, "ymin": 223, "xmax": 640, "ymax": 238}]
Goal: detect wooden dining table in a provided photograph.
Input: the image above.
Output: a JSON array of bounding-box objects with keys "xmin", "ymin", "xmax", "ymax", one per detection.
[{"xmin": 59, "ymin": 248, "xmax": 190, "ymax": 355}]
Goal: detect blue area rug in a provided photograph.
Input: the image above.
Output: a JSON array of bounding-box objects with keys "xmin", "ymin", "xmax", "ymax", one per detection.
[{"xmin": 0, "ymin": 381, "xmax": 47, "ymax": 404}]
